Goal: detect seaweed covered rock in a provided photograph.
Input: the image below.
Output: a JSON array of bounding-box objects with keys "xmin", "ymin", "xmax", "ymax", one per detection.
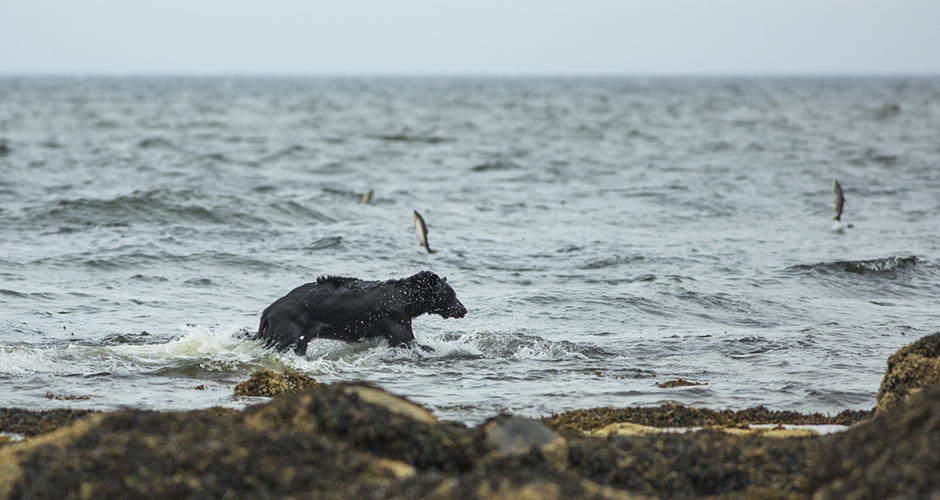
[
  {"xmin": 476, "ymin": 415, "xmax": 568, "ymax": 472},
  {"xmin": 809, "ymin": 381, "xmax": 940, "ymax": 499},
  {"xmin": 407, "ymin": 454, "xmax": 652, "ymax": 500},
  {"xmin": 241, "ymin": 382, "xmax": 477, "ymax": 471},
  {"xmin": 656, "ymin": 379, "xmax": 707, "ymax": 388},
  {"xmin": 0, "ymin": 409, "xmax": 97, "ymax": 438},
  {"xmin": 233, "ymin": 369, "xmax": 321, "ymax": 397},
  {"xmin": 567, "ymin": 429, "xmax": 820, "ymax": 499},
  {"xmin": 6, "ymin": 372, "xmax": 937, "ymax": 500},
  {"xmin": 876, "ymin": 331, "xmax": 940, "ymax": 413},
  {"xmin": 0, "ymin": 386, "xmax": 471, "ymax": 499},
  {"xmin": 0, "ymin": 383, "xmax": 652, "ymax": 500},
  {"xmin": 542, "ymin": 404, "xmax": 871, "ymax": 436},
  {"xmin": 0, "ymin": 409, "xmax": 406, "ymax": 500}
]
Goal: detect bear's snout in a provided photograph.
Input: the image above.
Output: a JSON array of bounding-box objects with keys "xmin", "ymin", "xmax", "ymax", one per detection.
[{"xmin": 446, "ymin": 300, "xmax": 467, "ymax": 319}]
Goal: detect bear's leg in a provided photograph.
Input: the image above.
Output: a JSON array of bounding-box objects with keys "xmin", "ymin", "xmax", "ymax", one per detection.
[{"xmin": 381, "ymin": 319, "xmax": 420, "ymax": 348}]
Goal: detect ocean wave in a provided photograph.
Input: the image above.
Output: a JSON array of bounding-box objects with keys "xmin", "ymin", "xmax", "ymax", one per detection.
[
  {"xmin": 784, "ymin": 256, "xmax": 922, "ymax": 277},
  {"xmin": 18, "ymin": 190, "xmax": 336, "ymax": 227},
  {"xmin": 0, "ymin": 289, "xmax": 61, "ymax": 301},
  {"xmin": 107, "ymin": 324, "xmax": 261, "ymax": 361},
  {"xmin": 0, "ymin": 345, "xmax": 58, "ymax": 376},
  {"xmin": 136, "ymin": 137, "xmax": 177, "ymax": 149},
  {"xmin": 278, "ymin": 327, "xmax": 614, "ymax": 366},
  {"xmin": 373, "ymin": 133, "xmax": 449, "ymax": 144},
  {"xmin": 24, "ymin": 190, "xmax": 253, "ymax": 226},
  {"xmin": 28, "ymin": 250, "xmax": 277, "ymax": 274},
  {"xmin": 444, "ymin": 330, "xmax": 613, "ymax": 360},
  {"xmin": 672, "ymin": 289, "xmax": 774, "ymax": 327},
  {"xmin": 470, "ymin": 161, "xmax": 521, "ymax": 172},
  {"xmin": 577, "ymin": 254, "xmax": 646, "ymax": 270},
  {"xmin": 304, "ymin": 236, "xmax": 344, "ymax": 250},
  {"xmin": 0, "ymin": 325, "xmax": 322, "ymax": 379}
]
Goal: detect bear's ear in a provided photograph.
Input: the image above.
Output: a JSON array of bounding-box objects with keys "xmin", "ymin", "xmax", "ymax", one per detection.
[
  {"xmin": 442, "ymin": 277, "xmax": 447, "ymax": 282},
  {"xmin": 412, "ymin": 270, "xmax": 438, "ymax": 285}
]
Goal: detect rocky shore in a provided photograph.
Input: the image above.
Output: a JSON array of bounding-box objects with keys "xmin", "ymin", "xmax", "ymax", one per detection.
[{"xmin": 2, "ymin": 332, "xmax": 939, "ymax": 499}]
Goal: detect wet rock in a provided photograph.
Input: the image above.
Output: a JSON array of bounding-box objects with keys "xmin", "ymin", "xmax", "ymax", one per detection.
[
  {"xmin": 0, "ymin": 409, "xmax": 405, "ymax": 500},
  {"xmin": 479, "ymin": 415, "xmax": 568, "ymax": 472},
  {"xmin": 589, "ymin": 421, "xmax": 667, "ymax": 437},
  {"xmin": 0, "ymin": 413, "xmax": 106, "ymax": 498},
  {"xmin": 409, "ymin": 449, "xmax": 649, "ymax": 500},
  {"xmin": 343, "ymin": 385, "xmax": 437, "ymax": 424},
  {"xmin": 431, "ymin": 475, "xmax": 649, "ymax": 500},
  {"xmin": 42, "ymin": 393, "xmax": 91, "ymax": 401},
  {"xmin": 542, "ymin": 404, "xmax": 871, "ymax": 436},
  {"xmin": 567, "ymin": 429, "xmax": 820, "ymax": 499},
  {"xmin": 6, "ymin": 365, "xmax": 939, "ymax": 499},
  {"xmin": 876, "ymin": 331, "xmax": 940, "ymax": 413},
  {"xmin": 232, "ymin": 369, "xmax": 321, "ymax": 397},
  {"xmin": 0, "ymin": 386, "xmax": 462, "ymax": 499},
  {"xmin": 0, "ymin": 409, "xmax": 97, "ymax": 438},
  {"xmin": 590, "ymin": 422, "xmax": 830, "ymax": 439},
  {"xmin": 656, "ymin": 378, "xmax": 707, "ymax": 388},
  {"xmin": 241, "ymin": 382, "xmax": 477, "ymax": 471},
  {"xmin": 809, "ymin": 381, "xmax": 940, "ymax": 499}
]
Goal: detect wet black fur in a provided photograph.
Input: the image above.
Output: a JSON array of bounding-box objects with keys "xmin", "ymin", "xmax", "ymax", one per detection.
[{"xmin": 257, "ymin": 271, "xmax": 466, "ymax": 354}]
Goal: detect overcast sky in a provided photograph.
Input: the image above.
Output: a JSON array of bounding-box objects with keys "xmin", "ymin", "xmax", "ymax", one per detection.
[{"xmin": 2, "ymin": 0, "xmax": 939, "ymax": 76}]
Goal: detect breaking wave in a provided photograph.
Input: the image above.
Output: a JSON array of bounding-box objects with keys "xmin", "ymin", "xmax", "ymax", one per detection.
[{"xmin": 783, "ymin": 256, "xmax": 922, "ymax": 277}]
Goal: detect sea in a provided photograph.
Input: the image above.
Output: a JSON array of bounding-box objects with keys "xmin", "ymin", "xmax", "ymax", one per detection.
[{"xmin": 1, "ymin": 76, "xmax": 938, "ymax": 425}]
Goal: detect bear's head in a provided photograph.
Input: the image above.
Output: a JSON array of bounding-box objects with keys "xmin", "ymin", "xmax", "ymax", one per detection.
[{"xmin": 409, "ymin": 271, "xmax": 467, "ymax": 319}]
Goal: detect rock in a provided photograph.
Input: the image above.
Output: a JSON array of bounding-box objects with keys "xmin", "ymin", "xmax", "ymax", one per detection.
[
  {"xmin": 809, "ymin": 381, "xmax": 940, "ymax": 499},
  {"xmin": 589, "ymin": 422, "xmax": 667, "ymax": 437},
  {"xmin": 0, "ymin": 409, "xmax": 97, "ymax": 438},
  {"xmin": 241, "ymin": 382, "xmax": 476, "ymax": 471},
  {"xmin": 483, "ymin": 415, "xmax": 561, "ymax": 454},
  {"xmin": 0, "ymin": 408, "xmax": 405, "ymax": 499},
  {"xmin": 232, "ymin": 369, "xmax": 321, "ymax": 397},
  {"xmin": 0, "ymin": 414, "xmax": 105, "ymax": 499},
  {"xmin": 567, "ymin": 427, "xmax": 821, "ymax": 499},
  {"xmin": 0, "ymin": 386, "xmax": 466, "ymax": 500},
  {"xmin": 590, "ymin": 422, "xmax": 824, "ymax": 438},
  {"xmin": 656, "ymin": 378, "xmax": 707, "ymax": 388},
  {"xmin": 876, "ymin": 331, "xmax": 940, "ymax": 413},
  {"xmin": 5, "ymin": 363, "xmax": 938, "ymax": 500},
  {"xmin": 542, "ymin": 404, "xmax": 871, "ymax": 436},
  {"xmin": 342, "ymin": 385, "xmax": 437, "ymax": 424},
  {"xmin": 375, "ymin": 458, "xmax": 416, "ymax": 480},
  {"xmin": 467, "ymin": 477, "xmax": 648, "ymax": 500},
  {"xmin": 480, "ymin": 415, "xmax": 568, "ymax": 472}
]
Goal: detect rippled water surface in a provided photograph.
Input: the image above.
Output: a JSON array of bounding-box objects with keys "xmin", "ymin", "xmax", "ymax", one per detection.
[{"xmin": 1, "ymin": 76, "xmax": 939, "ymax": 423}]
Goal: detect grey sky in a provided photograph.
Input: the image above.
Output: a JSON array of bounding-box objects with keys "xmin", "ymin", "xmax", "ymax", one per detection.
[{"xmin": 2, "ymin": 0, "xmax": 939, "ymax": 75}]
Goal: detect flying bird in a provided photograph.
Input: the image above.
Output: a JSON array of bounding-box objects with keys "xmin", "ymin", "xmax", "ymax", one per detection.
[
  {"xmin": 413, "ymin": 210, "xmax": 437, "ymax": 254},
  {"xmin": 358, "ymin": 190, "xmax": 374, "ymax": 204}
]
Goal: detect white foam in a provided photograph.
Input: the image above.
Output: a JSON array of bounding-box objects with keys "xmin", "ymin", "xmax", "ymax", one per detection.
[
  {"xmin": 0, "ymin": 345, "xmax": 57, "ymax": 376},
  {"xmin": 443, "ymin": 329, "xmax": 592, "ymax": 360},
  {"xmin": 108, "ymin": 324, "xmax": 262, "ymax": 361}
]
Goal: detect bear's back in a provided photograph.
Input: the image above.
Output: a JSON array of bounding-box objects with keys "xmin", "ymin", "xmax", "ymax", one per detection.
[{"xmin": 316, "ymin": 275, "xmax": 361, "ymax": 287}]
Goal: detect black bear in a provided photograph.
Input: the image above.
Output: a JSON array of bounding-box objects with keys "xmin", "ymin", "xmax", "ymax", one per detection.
[{"xmin": 257, "ymin": 271, "xmax": 467, "ymax": 354}]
